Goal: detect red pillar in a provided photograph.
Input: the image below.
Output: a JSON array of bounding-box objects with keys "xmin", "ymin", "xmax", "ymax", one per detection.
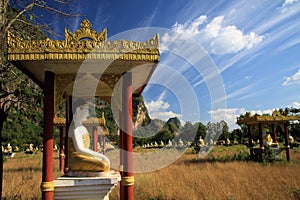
[
  {"xmin": 247, "ymin": 125, "xmax": 254, "ymax": 159},
  {"xmin": 93, "ymin": 127, "xmax": 98, "ymax": 151},
  {"xmin": 119, "ymin": 110, "xmax": 124, "ymax": 199},
  {"xmin": 64, "ymin": 96, "xmax": 72, "ymax": 173},
  {"xmin": 59, "ymin": 126, "xmax": 65, "ymax": 172},
  {"xmin": 258, "ymin": 123, "xmax": 264, "ymax": 162},
  {"xmin": 271, "ymin": 123, "xmax": 278, "ymax": 143},
  {"xmin": 284, "ymin": 123, "xmax": 290, "ymax": 161},
  {"xmin": 41, "ymin": 71, "xmax": 55, "ymax": 200},
  {"xmin": 103, "ymin": 136, "xmax": 106, "ymax": 155},
  {"xmin": 120, "ymin": 72, "xmax": 134, "ymax": 200}
]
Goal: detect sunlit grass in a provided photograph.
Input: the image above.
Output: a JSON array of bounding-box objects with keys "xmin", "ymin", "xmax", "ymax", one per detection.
[
  {"xmin": 3, "ymin": 151, "xmax": 63, "ymax": 200},
  {"xmin": 3, "ymin": 145, "xmax": 300, "ymax": 200}
]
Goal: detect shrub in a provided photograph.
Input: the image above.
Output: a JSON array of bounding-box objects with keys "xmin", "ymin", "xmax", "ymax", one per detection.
[
  {"xmin": 3, "ymin": 156, "xmax": 7, "ymax": 164},
  {"xmin": 232, "ymin": 151, "xmax": 250, "ymax": 161},
  {"xmin": 292, "ymin": 188, "xmax": 300, "ymax": 200},
  {"xmin": 185, "ymin": 147, "xmax": 196, "ymax": 154},
  {"xmin": 262, "ymin": 146, "xmax": 283, "ymax": 163}
]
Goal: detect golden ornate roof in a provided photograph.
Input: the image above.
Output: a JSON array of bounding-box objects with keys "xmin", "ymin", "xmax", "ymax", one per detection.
[
  {"xmin": 7, "ymin": 19, "xmax": 160, "ymax": 109},
  {"xmin": 237, "ymin": 110, "xmax": 299, "ymax": 125},
  {"xmin": 7, "ymin": 19, "xmax": 159, "ymax": 62}
]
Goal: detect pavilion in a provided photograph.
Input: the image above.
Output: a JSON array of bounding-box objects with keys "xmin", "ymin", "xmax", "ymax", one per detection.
[
  {"xmin": 7, "ymin": 19, "xmax": 160, "ymax": 200},
  {"xmin": 237, "ymin": 110, "xmax": 299, "ymax": 161}
]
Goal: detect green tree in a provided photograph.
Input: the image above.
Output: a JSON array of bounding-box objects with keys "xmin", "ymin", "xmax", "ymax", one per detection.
[
  {"xmin": 167, "ymin": 117, "xmax": 181, "ymax": 129},
  {"xmin": 230, "ymin": 128, "xmax": 243, "ymax": 144},
  {"xmin": 179, "ymin": 121, "xmax": 197, "ymax": 142},
  {"xmin": 153, "ymin": 129, "xmax": 173, "ymax": 144},
  {"xmin": 194, "ymin": 122, "xmax": 206, "ymax": 144},
  {"xmin": 0, "ymin": 1, "xmax": 78, "ymax": 197},
  {"xmin": 164, "ymin": 121, "xmax": 178, "ymax": 134}
]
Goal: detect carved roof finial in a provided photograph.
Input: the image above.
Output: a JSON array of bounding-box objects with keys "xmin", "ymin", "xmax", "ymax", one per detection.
[{"xmin": 80, "ymin": 19, "xmax": 91, "ymax": 29}]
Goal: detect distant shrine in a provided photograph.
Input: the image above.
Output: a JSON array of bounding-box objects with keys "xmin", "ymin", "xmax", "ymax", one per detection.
[{"xmin": 237, "ymin": 110, "xmax": 299, "ymax": 161}]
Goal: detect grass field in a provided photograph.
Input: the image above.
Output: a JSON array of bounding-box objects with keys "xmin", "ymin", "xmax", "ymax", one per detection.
[{"xmin": 3, "ymin": 145, "xmax": 300, "ymax": 200}]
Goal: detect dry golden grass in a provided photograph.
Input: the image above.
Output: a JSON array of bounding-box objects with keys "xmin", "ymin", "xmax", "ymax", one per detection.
[
  {"xmin": 3, "ymin": 146, "xmax": 300, "ymax": 200},
  {"xmin": 110, "ymin": 146, "xmax": 300, "ymax": 200},
  {"xmin": 2, "ymin": 152, "xmax": 63, "ymax": 200}
]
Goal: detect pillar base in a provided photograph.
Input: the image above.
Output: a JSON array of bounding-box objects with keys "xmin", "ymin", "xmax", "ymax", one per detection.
[{"xmin": 54, "ymin": 171, "xmax": 120, "ymax": 200}]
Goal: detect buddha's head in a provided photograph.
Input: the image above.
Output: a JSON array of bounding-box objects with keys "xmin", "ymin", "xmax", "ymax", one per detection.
[{"xmin": 73, "ymin": 99, "xmax": 89, "ymax": 125}]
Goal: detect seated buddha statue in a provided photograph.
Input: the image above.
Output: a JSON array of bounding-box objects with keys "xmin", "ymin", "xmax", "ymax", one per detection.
[
  {"xmin": 68, "ymin": 101, "xmax": 110, "ymax": 172},
  {"xmin": 264, "ymin": 134, "xmax": 273, "ymax": 146},
  {"xmin": 289, "ymin": 135, "xmax": 295, "ymax": 143}
]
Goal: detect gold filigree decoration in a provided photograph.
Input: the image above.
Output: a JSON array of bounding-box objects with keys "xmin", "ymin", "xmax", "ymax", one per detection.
[
  {"xmin": 54, "ymin": 74, "xmax": 121, "ymax": 111},
  {"xmin": 55, "ymin": 74, "xmax": 76, "ymax": 111},
  {"xmin": 65, "ymin": 19, "xmax": 107, "ymax": 43},
  {"xmin": 7, "ymin": 19, "xmax": 160, "ymax": 61}
]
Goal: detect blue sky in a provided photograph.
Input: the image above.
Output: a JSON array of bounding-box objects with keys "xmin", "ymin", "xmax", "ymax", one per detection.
[{"xmin": 51, "ymin": 0, "xmax": 300, "ymax": 130}]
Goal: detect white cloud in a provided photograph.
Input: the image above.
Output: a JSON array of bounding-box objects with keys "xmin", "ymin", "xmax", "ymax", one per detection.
[
  {"xmin": 208, "ymin": 108, "xmax": 274, "ymax": 130},
  {"xmin": 146, "ymin": 100, "xmax": 170, "ymax": 112},
  {"xmin": 282, "ymin": 69, "xmax": 300, "ymax": 86},
  {"xmin": 292, "ymin": 102, "xmax": 300, "ymax": 108},
  {"xmin": 162, "ymin": 15, "xmax": 264, "ymax": 55},
  {"xmin": 280, "ymin": 0, "xmax": 299, "ymax": 12},
  {"xmin": 145, "ymin": 99, "xmax": 181, "ymax": 121},
  {"xmin": 148, "ymin": 110, "xmax": 181, "ymax": 122}
]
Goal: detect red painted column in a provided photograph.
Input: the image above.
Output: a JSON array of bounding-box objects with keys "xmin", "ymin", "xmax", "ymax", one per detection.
[
  {"xmin": 103, "ymin": 136, "xmax": 106, "ymax": 155},
  {"xmin": 121, "ymin": 72, "xmax": 134, "ymax": 200},
  {"xmin": 247, "ymin": 125, "xmax": 254, "ymax": 159},
  {"xmin": 41, "ymin": 71, "xmax": 55, "ymax": 200},
  {"xmin": 271, "ymin": 123, "xmax": 278, "ymax": 143},
  {"xmin": 64, "ymin": 96, "xmax": 72, "ymax": 173},
  {"xmin": 59, "ymin": 126, "xmax": 65, "ymax": 172},
  {"xmin": 284, "ymin": 123, "xmax": 290, "ymax": 161},
  {"xmin": 119, "ymin": 110, "xmax": 124, "ymax": 200},
  {"xmin": 93, "ymin": 127, "xmax": 98, "ymax": 151},
  {"xmin": 258, "ymin": 123, "xmax": 264, "ymax": 162}
]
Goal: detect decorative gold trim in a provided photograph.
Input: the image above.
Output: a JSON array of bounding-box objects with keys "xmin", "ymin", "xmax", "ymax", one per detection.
[
  {"xmin": 40, "ymin": 181, "xmax": 55, "ymax": 192},
  {"xmin": 122, "ymin": 176, "xmax": 135, "ymax": 186},
  {"xmin": 59, "ymin": 153, "xmax": 65, "ymax": 157},
  {"xmin": 54, "ymin": 74, "xmax": 123, "ymax": 111},
  {"xmin": 7, "ymin": 19, "xmax": 160, "ymax": 62},
  {"xmin": 53, "ymin": 117, "xmax": 106, "ymax": 127}
]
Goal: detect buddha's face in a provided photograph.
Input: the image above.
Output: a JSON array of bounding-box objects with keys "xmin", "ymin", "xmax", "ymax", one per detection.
[{"xmin": 75, "ymin": 104, "xmax": 89, "ymax": 123}]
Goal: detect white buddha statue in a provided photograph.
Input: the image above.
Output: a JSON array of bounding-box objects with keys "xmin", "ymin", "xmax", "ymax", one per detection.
[{"xmin": 68, "ymin": 100, "xmax": 110, "ymax": 172}]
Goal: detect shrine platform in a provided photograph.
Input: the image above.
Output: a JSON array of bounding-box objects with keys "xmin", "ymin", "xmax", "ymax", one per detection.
[{"xmin": 54, "ymin": 171, "xmax": 120, "ymax": 200}]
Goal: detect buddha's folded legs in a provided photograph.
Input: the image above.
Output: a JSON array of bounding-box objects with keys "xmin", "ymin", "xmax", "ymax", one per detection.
[{"xmin": 69, "ymin": 152, "xmax": 109, "ymax": 172}]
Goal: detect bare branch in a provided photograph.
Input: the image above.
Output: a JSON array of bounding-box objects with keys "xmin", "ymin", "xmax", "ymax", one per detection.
[
  {"xmin": 7, "ymin": 17, "xmax": 34, "ymax": 30},
  {"xmin": 0, "ymin": 91, "xmax": 14, "ymax": 99},
  {"xmin": 4, "ymin": 1, "xmax": 37, "ymax": 33},
  {"xmin": 34, "ymin": 2, "xmax": 79, "ymax": 17},
  {"xmin": 54, "ymin": 0, "xmax": 71, "ymax": 4}
]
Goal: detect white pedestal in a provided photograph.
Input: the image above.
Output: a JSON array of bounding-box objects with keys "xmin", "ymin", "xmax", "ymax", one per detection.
[{"xmin": 54, "ymin": 171, "xmax": 121, "ymax": 200}]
